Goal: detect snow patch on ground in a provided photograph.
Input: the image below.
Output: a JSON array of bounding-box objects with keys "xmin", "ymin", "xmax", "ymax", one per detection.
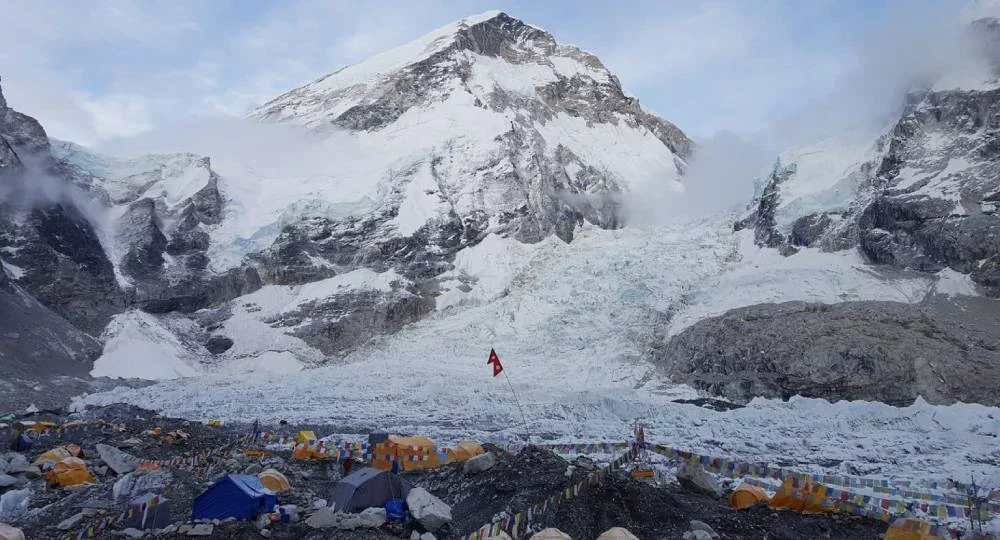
[
  {"xmin": 1, "ymin": 259, "xmax": 25, "ymax": 279},
  {"xmin": 92, "ymin": 311, "xmax": 203, "ymax": 380},
  {"xmin": 934, "ymin": 267, "xmax": 980, "ymax": 297}
]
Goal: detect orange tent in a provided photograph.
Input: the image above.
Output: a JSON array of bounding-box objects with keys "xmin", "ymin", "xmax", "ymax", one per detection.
[
  {"xmin": 767, "ymin": 478, "xmax": 832, "ymax": 514},
  {"xmin": 258, "ymin": 469, "xmax": 291, "ymax": 493},
  {"xmin": 446, "ymin": 440, "xmax": 484, "ymax": 463},
  {"xmin": 44, "ymin": 457, "xmax": 96, "ymax": 488},
  {"xmin": 729, "ymin": 484, "xmax": 769, "ymax": 509},
  {"xmin": 33, "ymin": 445, "xmax": 79, "ymax": 467},
  {"xmin": 373, "ymin": 435, "xmax": 440, "ymax": 471},
  {"xmin": 882, "ymin": 518, "xmax": 946, "ymax": 540}
]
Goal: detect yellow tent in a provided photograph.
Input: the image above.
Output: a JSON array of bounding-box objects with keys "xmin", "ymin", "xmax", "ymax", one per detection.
[
  {"xmin": 446, "ymin": 440, "xmax": 484, "ymax": 463},
  {"xmin": 596, "ymin": 527, "xmax": 639, "ymax": 540},
  {"xmin": 44, "ymin": 457, "xmax": 95, "ymax": 488},
  {"xmin": 33, "ymin": 446, "xmax": 74, "ymax": 466},
  {"xmin": 258, "ymin": 469, "xmax": 291, "ymax": 493},
  {"xmin": 373, "ymin": 435, "xmax": 440, "ymax": 471},
  {"xmin": 0, "ymin": 523, "xmax": 25, "ymax": 540},
  {"xmin": 767, "ymin": 478, "xmax": 831, "ymax": 514},
  {"xmin": 296, "ymin": 431, "xmax": 317, "ymax": 444},
  {"xmin": 882, "ymin": 518, "xmax": 946, "ymax": 540},
  {"xmin": 729, "ymin": 484, "xmax": 769, "ymax": 509},
  {"xmin": 531, "ymin": 528, "xmax": 572, "ymax": 540}
]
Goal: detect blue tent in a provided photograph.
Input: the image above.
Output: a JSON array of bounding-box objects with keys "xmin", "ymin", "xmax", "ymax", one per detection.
[{"xmin": 191, "ymin": 475, "xmax": 276, "ymax": 521}]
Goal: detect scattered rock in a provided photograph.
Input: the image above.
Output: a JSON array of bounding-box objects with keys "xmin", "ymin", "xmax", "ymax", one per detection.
[
  {"xmin": 96, "ymin": 444, "xmax": 141, "ymax": 475},
  {"xmin": 463, "ymin": 452, "xmax": 497, "ymax": 474},
  {"xmin": 420, "ymin": 533, "xmax": 436, "ymax": 540},
  {"xmin": 187, "ymin": 523, "xmax": 213, "ymax": 536},
  {"xmin": 82, "ymin": 508, "xmax": 102, "ymax": 517},
  {"xmin": 56, "ymin": 512, "xmax": 85, "ymax": 530},
  {"xmin": 312, "ymin": 499, "xmax": 327, "ymax": 509},
  {"xmin": 244, "ymin": 463, "xmax": 263, "ymax": 475},
  {"xmin": 676, "ymin": 464, "xmax": 724, "ymax": 498},
  {"xmin": 407, "ymin": 487, "xmax": 452, "ymax": 532},
  {"xmin": 683, "ymin": 531, "xmax": 713, "ymax": 540},
  {"xmin": 259, "ymin": 529, "xmax": 271, "ymax": 538},
  {"xmin": 306, "ymin": 507, "xmax": 339, "ymax": 529},
  {"xmin": 122, "ymin": 527, "xmax": 145, "ymax": 538},
  {"xmin": 689, "ymin": 520, "xmax": 719, "ymax": 539}
]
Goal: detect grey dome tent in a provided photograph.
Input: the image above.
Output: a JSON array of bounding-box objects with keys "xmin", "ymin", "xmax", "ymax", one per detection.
[{"xmin": 330, "ymin": 467, "xmax": 412, "ymax": 513}]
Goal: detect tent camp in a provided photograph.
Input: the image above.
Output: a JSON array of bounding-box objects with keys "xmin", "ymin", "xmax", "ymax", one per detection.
[
  {"xmin": 44, "ymin": 457, "xmax": 95, "ymax": 488},
  {"xmin": 729, "ymin": 484, "xmax": 769, "ymax": 509},
  {"xmin": 446, "ymin": 440, "xmax": 484, "ymax": 463},
  {"xmin": 330, "ymin": 467, "xmax": 413, "ymax": 513},
  {"xmin": 124, "ymin": 493, "xmax": 171, "ymax": 530},
  {"xmin": 372, "ymin": 436, "xmax": 440, "ymax": 472},
  {"xmin": 191, "ymin": 475, "xmax": 276, "ymax": 521}
]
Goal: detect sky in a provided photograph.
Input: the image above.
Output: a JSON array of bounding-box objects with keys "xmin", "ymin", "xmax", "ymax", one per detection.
[{"xmin": 0, "ymin": 0, "xmax": 979, "ymax": 147}]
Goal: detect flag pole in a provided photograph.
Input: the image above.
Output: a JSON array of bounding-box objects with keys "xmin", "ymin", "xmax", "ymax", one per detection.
[{"xmin": 502, "ymin": 370, "xmax": 532, "ymax": 444}]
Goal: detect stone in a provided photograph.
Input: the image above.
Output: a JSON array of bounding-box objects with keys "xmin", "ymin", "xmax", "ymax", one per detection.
[
  {"xmin": 96, "ymin": 444, "xmax": 140, "ymax": 475},
  {"xmin": 463, "ymin": 452, "xmax": 497, "ymax": 474},
  {"xmin": 305, "ymin": 507, "xmax": 338, "ymax": 529},
  {"xmin": 259, "ymin": 529, "xmax": 271, "ymax": 538},
  {"xmin": 676, "ymin": 464, "xmax": 724, "ymax": 498},
  {"xmin": 411, "ymin": 531, "xmax": 421, "ymax": 540},
  {"xmin": 683, "ymin": 531, "xmax": 713, "ymax": 540},
  {"xmin": 243, "ymin": 463, "xmax": 262, "ymax": 475},
  {"xmin": 420, "ymin": 533, "xmax": 436, "ymax": 540},
  {"xmin": 689, "ymin": 520, "xmax": 719, "ymax": 539},
  {"xmin": 312, "ymin": 499, "xmax": 327, "ymax": 509},
  {"xmin": 406, "ymin": 487, "xmax": 452, "ymax": 532},
  {"xmin": 57, "ymin": 512, "xmax": 85, "ymax": 530},
  {"xmin": 122, "ymin": 528, "xmax": 145, "ymax": 539},
  {"xmin": 113, "ymin": 469, "xmax": 173, "ymax": 500},
  {"xmin": 187, "ymin": 523, "xmax": 213, "ymax": 536},
  {"xmin": 82, "ymin": 508, "xmax": 102, "ymax": 517},
  {"xmin": 7, "ymin": 464, "xmax": 40, "ymax": 479},
  {"xmin": 0, "ymin": 474, "xmax": 24, "ymax": 488}
]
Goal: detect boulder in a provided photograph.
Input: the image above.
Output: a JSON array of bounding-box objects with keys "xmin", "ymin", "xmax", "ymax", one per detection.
[
  {"xmin": 689, "ymin": 520, "xmax": 719, "ymax": 539},
  {"xmin": 96, "ymin": 444, "xmax": 140, "ymax": 475},
  {"xmin": 113, "ymin": 469, "xmax": 173, "ymax": 500},
  {"xmin": 683, "ymin": 531, "xmax": 713, "ymax": 540},
  {"xmin": 0, "ymin": 474, "xmax": 23, "ymax": 488},
  {"xmin": 406, "ymin": 487, "xmax": 452, "ymax": 532},
  {"xmin": 306, "ymin": 507, "xmax": 386, "ymax": 530},
  {"xmin": 243, "ymin": 463, "xmax": 262, "ymax": 475},
  {"xmin": 0, "ymin": 489, "xmax": 30, "ymax": 521},
  {"xmin": 122, "ymin": 528, "xmax": 145, "ymax": 538},
  {"xmin": 420, "ymin": 534, "xmax": 436, "ymax": 540},
  {"xmin": 305, "ymin": 508, "xmax": 338, "ymax": 529},
  {"xmin": 56, "ymin": 512, "xmax": 84, "ymax": 530},
  {"xmin": 463, "ymin": 452, "xmax": 497, "ymax": 474},
  {"xmin": 187, "ymin": 523, "xmax": 213, "ymax": 536},
  {"xmin": 676, "ymin": 464, "xmax": 724, "ymax": 498},
  {"xmin": 7, "ymin": 465, "xmax": 39, "ymax": 479}
]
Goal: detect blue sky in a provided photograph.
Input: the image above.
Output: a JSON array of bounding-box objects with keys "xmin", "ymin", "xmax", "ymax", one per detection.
[{"xmin": 0, "ymin": 0, "xmax": 970, "ymax": 146}]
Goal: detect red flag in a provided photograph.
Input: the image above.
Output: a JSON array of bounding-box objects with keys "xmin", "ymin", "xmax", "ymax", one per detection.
[{"xmin": 487, "ymin": 348, "xmax": 504, "ymax": 377}]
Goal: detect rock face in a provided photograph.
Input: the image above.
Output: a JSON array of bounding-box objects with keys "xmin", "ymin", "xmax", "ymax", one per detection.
[
  {"xmin": 654, "ymin": 298, "xmax": 1000, "ymax": 405},
  {"xmin": 737, "ymin": 19, "xmax": 1000, "ymax": 297}
]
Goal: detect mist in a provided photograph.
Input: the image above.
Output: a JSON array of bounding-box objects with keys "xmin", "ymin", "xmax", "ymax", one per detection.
[{"xmin": 626, "ymin": 0, "xmax": 983, "ymax": 225}]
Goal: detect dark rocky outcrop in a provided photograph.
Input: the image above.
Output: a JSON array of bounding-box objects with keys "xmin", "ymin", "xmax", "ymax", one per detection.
[{"xmin": 653, "ymin": 297, "xmax": 1000, "ymax": 406}]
